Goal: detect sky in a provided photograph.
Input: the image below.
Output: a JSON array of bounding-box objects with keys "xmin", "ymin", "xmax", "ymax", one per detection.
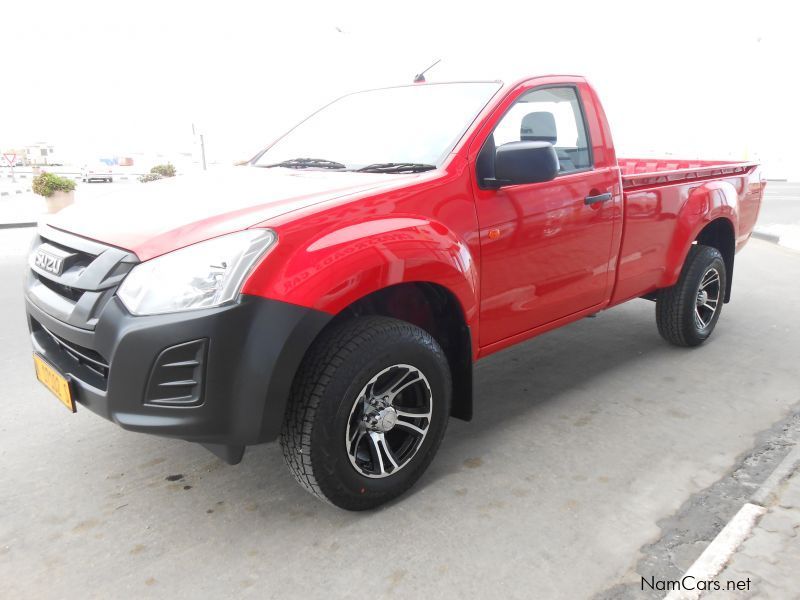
[{"xmin": 1, "ymin": 0, "xmax": 798, "ymax": 177}]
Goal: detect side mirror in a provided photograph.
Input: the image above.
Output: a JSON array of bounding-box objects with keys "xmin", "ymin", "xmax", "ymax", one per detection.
[{"xmin": 485, "ymin": 141, "xmax": 559, "ymax": 189}]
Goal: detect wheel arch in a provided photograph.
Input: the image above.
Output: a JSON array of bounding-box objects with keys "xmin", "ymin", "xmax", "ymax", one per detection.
[
  {"xmin": 695, "ymin": 217, "xmax": 736, "ymax": 302},
  {"xmin": 329, "ymin": 282, "xmax": 474, "ymax": 422},
  {"xmin": 660, "ymin": 180, "xmax": 739, "ymax": 302},
  {"xmin": 246, "ymin": 217, "xmax": 480, "ymax": 432},
  {"xmin": 262, "ymin": 281, "xmax": 475, "ymax": 445}
]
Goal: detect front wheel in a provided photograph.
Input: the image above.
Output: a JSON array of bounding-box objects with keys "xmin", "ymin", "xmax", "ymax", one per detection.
[
  {"xmin": 656, "ymin": 244, "xmax": 727, "ymax": 347},
  {"xmin": 281, "ymin": 316, "xmax": 451, "ymax": 510}
]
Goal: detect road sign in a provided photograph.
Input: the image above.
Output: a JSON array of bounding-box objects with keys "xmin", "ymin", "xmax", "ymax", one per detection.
[{"xmin": 2, "ymin": 153, "xmax": 16, "ymax": 166}]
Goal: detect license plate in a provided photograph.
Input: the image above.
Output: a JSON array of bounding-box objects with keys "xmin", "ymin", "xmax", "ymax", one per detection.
[{"xmin": 33, "ymin": 354, "xmax": 75, "ymax": 412}]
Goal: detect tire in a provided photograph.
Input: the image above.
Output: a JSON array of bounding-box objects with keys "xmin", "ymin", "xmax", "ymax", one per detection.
[
  {"xmin": 281, "ymin": 316, "xmax": 452, "ymax": 510},
  {"xmin": 656, "ymin": 244, "xmax": 727, "ymax": 347}
]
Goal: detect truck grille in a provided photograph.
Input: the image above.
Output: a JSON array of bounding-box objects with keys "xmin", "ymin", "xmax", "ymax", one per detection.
[
  {"xmin": 37, "ymin": 275, "xmax": 85, "ymax": 302},
  {"xmin": 26, "ymin": 225, "xmax": 138, "ymax": 331}
]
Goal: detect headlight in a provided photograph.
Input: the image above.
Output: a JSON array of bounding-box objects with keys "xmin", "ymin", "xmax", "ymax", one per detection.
[{"xmin": 117, "ymin": 229, "xmax": 277, "ymax": 315}]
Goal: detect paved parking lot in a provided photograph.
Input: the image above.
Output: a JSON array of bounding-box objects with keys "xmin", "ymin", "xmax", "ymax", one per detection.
[{"xmin": 1, "ymin": 210, "xmax": 799, "ymax": 597}]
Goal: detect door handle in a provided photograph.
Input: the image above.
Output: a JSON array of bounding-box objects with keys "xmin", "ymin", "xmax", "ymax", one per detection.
[{"xmin": 584, "ymin": 192, "xmax": 612, "ymax": 205}]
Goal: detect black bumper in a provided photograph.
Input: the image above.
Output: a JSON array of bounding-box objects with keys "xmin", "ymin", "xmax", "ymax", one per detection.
[{"xmin": 26, "ymin": 293, "xmax": 331, "ymax": 459}]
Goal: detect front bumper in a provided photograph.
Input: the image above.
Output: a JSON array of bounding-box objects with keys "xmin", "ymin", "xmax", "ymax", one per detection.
[{"xmin": 24, "ymin": 228, "xmax": 330, "ymax": 461}]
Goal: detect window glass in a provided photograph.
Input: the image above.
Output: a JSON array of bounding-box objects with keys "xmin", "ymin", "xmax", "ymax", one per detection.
[
  {"xmin": 254, "ymin": 82, "xmax": 501, "ymax": 169},
  {"xmin": 491, "ymin": 87, "xmax": 591, "ymax": 173}
]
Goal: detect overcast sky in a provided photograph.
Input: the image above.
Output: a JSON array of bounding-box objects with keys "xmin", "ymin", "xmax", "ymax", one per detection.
[{"xmin": 1, "ymin": 0, "xmax": 797, "ymax": 177}]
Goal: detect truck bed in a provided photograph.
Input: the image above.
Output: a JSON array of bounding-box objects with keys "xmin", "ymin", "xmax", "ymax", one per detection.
[
  {"xmin": 618, "ymin": 158, "xmax": 759, "ymax": 190},
  {"xmin": 611, "ymin": 158, "xmax": 764, "ymax": 306}
]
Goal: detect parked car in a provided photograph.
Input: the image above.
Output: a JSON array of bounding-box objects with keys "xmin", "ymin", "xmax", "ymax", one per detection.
[
  {"xmin": 24, "ymin": 75, "xmax": 764, "ymax": 510},
  {"xmin": 81, "ymin": 163, "xmax": 113, "ymax": 183}
]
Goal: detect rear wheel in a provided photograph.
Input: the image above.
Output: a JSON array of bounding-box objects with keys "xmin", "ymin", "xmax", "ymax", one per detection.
[
  {"xmin": 656, "ymin": 245, "xmax": 726, "ymax": 347},
  {"xmin": 281, "ymin": 316, "xmax": 451, "ymax": 510}
]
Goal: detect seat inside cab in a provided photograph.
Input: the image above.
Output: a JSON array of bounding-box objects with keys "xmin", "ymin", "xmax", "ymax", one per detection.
[{"xmin": 483, "ymin": 86, "xmax": 592, "ymax": 175}]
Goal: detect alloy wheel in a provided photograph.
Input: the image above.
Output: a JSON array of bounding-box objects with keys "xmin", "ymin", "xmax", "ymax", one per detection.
[
  {"xmin": 345, "ymin": 363, "xmax": 433, "ymax": 478},
  {"xmin": 694, "ymin": 267, "xmax": 721, "ymax": 329}
]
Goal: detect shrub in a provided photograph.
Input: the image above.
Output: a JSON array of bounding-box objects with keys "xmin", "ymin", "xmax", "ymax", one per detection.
[
  {"xmin": 138, "ymin": 173, "xmax": 164, "ymax": 183},
  {"xmin": 150, "ymin": 163, "xmax": 176, "ymax": 177},
  {"xmin": 32, "ymin": 172, "xmax": 76, "ymax": 197}
]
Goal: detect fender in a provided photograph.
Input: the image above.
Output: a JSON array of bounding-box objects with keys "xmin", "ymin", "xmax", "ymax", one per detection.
[
  {"xmin": 659, "ymin": 180, "xmax": 739, "ymax": 289},
  {"xmin": 242, "ymin": 215, "xmax": 480, "ymax": 340}
]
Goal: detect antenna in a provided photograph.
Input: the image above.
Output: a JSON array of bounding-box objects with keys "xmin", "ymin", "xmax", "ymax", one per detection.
[{"xmin": 413, "ymin": 59, "xmax": 441, "ymax": 83}]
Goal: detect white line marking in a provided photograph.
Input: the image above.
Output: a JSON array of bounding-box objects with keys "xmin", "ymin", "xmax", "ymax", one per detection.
[{"xmin": 664, "ymin": 502, "xmax": 766, "ymax": 600}]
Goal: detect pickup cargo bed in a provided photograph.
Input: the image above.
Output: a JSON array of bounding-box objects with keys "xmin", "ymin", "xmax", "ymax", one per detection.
[
  {"xmin": 618, "ymin": 158, "xmax": 759, "ymax": 190},
  {"xmin": 612, "ymin": 158, "xmax": 764, "ymax": 306}
]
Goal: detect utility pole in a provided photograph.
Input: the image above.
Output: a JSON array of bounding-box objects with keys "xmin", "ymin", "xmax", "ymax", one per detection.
[
  {"xmin": 200, "ymin": 134, "xmax": 207, "ymax": 171},
  {"xmin": 192, "ymin": 123, "xmax": 207, "ymax": 171}
]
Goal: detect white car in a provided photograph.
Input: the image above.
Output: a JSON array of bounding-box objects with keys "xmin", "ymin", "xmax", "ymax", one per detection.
[{"xmin": 81, "ymin": 163, "xmax": 114, "ymax": 183}]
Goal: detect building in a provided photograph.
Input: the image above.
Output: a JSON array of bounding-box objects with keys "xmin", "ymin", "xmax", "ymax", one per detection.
[{"xmin": 23, "ymin": 142, "xmax": 60, "ymax": 166}]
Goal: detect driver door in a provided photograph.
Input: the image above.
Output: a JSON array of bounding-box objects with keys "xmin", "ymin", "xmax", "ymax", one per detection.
[{"xmin": 472, "ymin": 83, "xmax": 619, "ymax": 346}]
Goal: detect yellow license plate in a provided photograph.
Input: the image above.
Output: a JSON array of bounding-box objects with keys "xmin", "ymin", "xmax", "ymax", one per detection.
[{"xmin": 33, "ymin": 354, "xmax": 75, "ymax": 412}]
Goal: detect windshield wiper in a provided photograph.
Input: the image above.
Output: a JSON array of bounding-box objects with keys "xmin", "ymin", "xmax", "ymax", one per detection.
[
  {"xmin": 355, "ymin": 162, "xmax": 437, "ymax": 174},
  {"xmin": 262, "ymin": 158, "xmax": 346, "ymax": 170}
]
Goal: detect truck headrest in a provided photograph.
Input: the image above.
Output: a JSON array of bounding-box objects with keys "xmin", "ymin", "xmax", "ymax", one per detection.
[{"xmin": 520, "ymin": 112, "xmax": 557, "ymax": 144}]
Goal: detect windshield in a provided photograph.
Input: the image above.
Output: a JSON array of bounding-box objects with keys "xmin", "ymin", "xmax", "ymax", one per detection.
[{"xmin": 253, "ymin": 82, "xmax": 501, "ymax": 170}]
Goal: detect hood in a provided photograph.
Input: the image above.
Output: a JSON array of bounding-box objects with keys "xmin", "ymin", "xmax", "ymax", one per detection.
[{"xmin": 45, "ymin": 167, "xmax": 409, "ymax": 260}]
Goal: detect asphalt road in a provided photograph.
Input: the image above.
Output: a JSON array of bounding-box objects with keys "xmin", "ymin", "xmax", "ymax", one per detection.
[
  {"xmin": 1, "ymin": 233, "xmax": 799, "ymax": 598},
  {"xmin": 757, "ymin": 181, "xmax": 800, "ymax": 250}
]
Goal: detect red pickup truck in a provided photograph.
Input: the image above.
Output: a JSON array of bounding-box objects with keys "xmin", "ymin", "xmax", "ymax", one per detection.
[{"xmin": 25, "ymin": 75, "xmax": 764, "ymax": 510}]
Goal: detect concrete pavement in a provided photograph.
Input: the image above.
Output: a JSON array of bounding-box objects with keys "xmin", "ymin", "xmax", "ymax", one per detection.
[
  {"xmin": 703, "ymin": 465, "xmax": 800, "ymax": 599},
  {"xmin": 1, "ymin": 232, "xmax": 799, "ymax": 598}
]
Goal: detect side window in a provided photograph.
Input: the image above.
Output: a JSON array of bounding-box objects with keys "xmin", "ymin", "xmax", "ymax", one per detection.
[{"xmin": 490, "ymin": 87, "xmax": 592, "ymax": 174}]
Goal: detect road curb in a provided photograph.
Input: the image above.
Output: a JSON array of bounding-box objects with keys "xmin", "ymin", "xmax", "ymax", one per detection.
[
  {"xmin": 0, "ymin": 222, "xmax": 37, "ymax": 230},
  {"xmin": 751, "ymin": 445, "xmax": 800, "ymax": 507},
  {"xmin": 664, "ymin": 503, "xmax": 766, "ymax": 600},
  {"xmin": 751, "ymin": 229, "xmax": 780, "ymax": 244},
  {"xmin": 663, "ymin": 440, "xmax": 799, "ymax": 599}
]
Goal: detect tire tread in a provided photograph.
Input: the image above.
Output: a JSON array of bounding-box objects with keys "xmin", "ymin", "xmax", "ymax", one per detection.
[
  {"xmin": 280, "ymin": 316, "xmax": 448, "ymax": 508},
  {"xmin": 656, "ymin": 244, "xmax": 725, "ymax": 347}
]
